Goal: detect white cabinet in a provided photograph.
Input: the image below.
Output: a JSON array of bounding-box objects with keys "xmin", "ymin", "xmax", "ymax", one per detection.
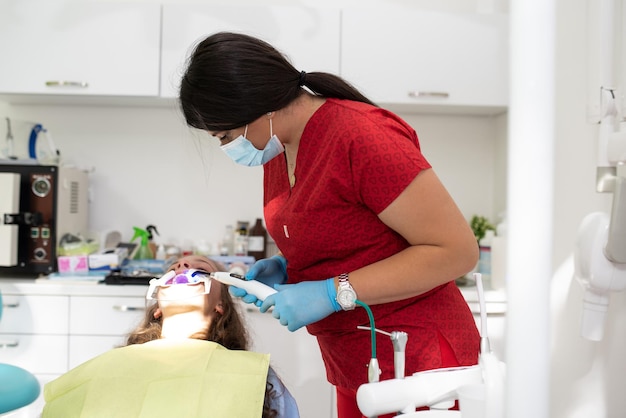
[
  {"xmin": 0, "ymin": 294, "xmax": 68, "ymax": 334},
  {"xmin": 0, "ymin": 282, "xmax": 148, "ymax": 417},
  {"xmin": 341, "ymin": 7, "xmax": 508, "ymax": 113},
  {"xmin": 69, "ymin": 295, "xmax": 146, "ymax": 336},
  {"xmin": 241, "ymin": 303, "xmax": 334, "ymax": 418},
  {"xmin": 0, "ymin": 2, "xmax": 506, "ymax": 114},
  {"xmin": 0, "ymin": 2, "xmax": 161, "ymax": 97},
  {"xmin": 0, "ymin": 280, "xmax": 334, "ymax": 417},
  {"xmin": 0, "ymin": 294, "xmax": 69, "ymax": 374},
  {"xmin": 161, "ymin": 4, "xmax": 341, "ymax": 98},
  {"xmin": 68, "ymin": 295, "xmax": 147, "ymax": 369}
]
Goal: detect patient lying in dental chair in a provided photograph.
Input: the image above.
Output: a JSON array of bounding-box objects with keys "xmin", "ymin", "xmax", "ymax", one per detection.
[{"xmin": 42, "ymin": 255, "xmax": 299, "ymax": 418}]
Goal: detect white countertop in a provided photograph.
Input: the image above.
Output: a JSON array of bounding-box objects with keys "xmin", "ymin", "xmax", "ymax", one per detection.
[
  {"xmin": 0, "ymin": 277, "xmax": 148, "ymax": 297},
  {"xmin": 0, "ymin": 276, "xmax": 506, "ymax": 302},
  {"xmin": 458, "ymin": 285, "xmax": 507, "ymax": 303}
]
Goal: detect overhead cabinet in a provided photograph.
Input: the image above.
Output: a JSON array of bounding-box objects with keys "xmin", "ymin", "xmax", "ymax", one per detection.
[
  {"xmin": 0, "ymin": 2, "xmax": 507, "ymax": 114},
  {"xmin": 340, "ymin": 8, "xmax": 509, "ymax": 113},
  {"xmin": 0, "ymin": 2, "xmax": 161, "ymax": 97},
  {"xmin": 161, "ymin": 5, "xmax": 341, "ymax": 98}
]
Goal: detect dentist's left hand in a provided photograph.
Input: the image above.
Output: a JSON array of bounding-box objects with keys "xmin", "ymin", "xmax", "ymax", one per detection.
[{"xmin": 259, "ymin": 278, "xmax": 341, "ymax": 331}]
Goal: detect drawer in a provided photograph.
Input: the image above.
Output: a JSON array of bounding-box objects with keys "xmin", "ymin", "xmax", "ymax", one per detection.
[
  {"xmin": 0, "ymin": 295, "xmax": 69, "ymax": 334},
  {"xmin": 68, "ymin": 335, "xmax": 128, "ymax": 369},
  {"xmin": 0, "ymin": 334, "xmax": 67, "ymax": 374},
  {"xmin": 69, "ymin": 296, "xmax": 147, "ymax": 336},
  {"xmin": 242, "ymin": 305, "xmax": 334, "ymax": 418}
]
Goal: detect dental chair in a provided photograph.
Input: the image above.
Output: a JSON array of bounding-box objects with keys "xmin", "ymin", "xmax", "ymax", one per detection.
[{"xmin": 0, "ymin": 291, "xmax": 41, "ymax": 415}]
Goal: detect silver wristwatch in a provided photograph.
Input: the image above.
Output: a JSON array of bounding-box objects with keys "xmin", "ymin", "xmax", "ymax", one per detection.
[{"xmin": 336, "ymin": 273, "xmax": 357, "ymax": 311}]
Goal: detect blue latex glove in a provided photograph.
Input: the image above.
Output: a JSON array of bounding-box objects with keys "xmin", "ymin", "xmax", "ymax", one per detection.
[
  {"xmin": 259, "ymin": 278, "xmax": 341, "ymax": 331},
  {"xmin": 230, "ymin": 255, "xmax": 288, "ymax": 306}
]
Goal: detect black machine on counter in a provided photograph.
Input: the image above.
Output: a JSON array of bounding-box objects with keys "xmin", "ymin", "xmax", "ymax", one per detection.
[{"xmin": 0, "ymin": 163, "xmax": 89, "ymax": 276}]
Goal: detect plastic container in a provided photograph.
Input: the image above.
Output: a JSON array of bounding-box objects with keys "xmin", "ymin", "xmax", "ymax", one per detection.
[
  {"xmin": 155, "ymin": 244, "xmax": 166, "ymax": 261},
  {"xmin": 234, "ymin": 222, "xmax": 249, "ymax": 256},
  {"xmin": 247, "ymin": 218, "xmax": 268, "ymax": 260},
  {"xmin": 132, "ymin": 226, "xmax": 154, "ymax": 260},
  {"xmin": 478, "ymin": 230, "xmax": 494, "ymax": 289},
  {"xmin": 220, "ymin": 225, "xmax": 235, "ymax": 256},
  {"xmin": 195, "ymin": 240, "xmax": 212, "ymax": 257},
  {"xmin": 146, "ymin": 225, "xmax": 159, "ymax": 256}
]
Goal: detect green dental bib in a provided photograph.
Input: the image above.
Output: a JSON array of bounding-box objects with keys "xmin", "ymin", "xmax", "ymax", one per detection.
[{"xmin": 43, "ymin": 339, "xmax": 270, "ymax": 418}]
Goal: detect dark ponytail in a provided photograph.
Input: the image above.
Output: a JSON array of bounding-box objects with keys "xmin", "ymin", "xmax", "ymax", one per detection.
[{"xmin": 179, "ymin": 31, "xmax": 376, "ymax": 132}]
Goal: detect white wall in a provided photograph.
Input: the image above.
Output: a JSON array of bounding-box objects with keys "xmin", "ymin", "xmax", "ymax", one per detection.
[
  {"xmin": 3, "ymin": 103, "xmax": 504, "ymax": 251},
  {"xmin": 552, "ymin": 0, "xmax": 612, "ymax": 266},
  {"xmin": 0, "ymin": 0, "xmax": 511, "ymax": 252}
]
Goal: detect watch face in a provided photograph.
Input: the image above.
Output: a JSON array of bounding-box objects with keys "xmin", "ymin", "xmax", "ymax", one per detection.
[{"xmin": 338, "ymin": 289, "xmax": 356, "ymax": 306}]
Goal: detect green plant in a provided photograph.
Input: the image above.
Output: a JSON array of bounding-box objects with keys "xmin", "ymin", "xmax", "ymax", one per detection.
[{"xmin": 470, "ymin": 215, "xmax": 495, "ymax": 242}]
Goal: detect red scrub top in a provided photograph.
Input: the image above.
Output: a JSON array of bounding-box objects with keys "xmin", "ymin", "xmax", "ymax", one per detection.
[{"xmin": 263, "ymin": 98, "xmax": 479, "ymax": 390}]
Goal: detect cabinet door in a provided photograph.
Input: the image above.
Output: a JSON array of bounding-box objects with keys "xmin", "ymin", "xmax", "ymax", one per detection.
[
  {"xmin": 0, "ymin": 2, "xmax": 160, "ymax": 97},
  {"xmin": 0, "ymin": 294, "xmax": 69, "ymax": 334},
  {"xmin": 0, "ymin": 334, "xmax": 68, "ymax": 374},
  {"xmin": 240, "ymin": 304, "xmax": 333, "ymax": 418},
  {"xmin": 69, "ymin": 335, "xmax": 128, "ymax": 369},
  {"xmin": 341, "ymin": 7, "xmax": 508, "ymax": 112},
  {"xmin": 161, "ymin": 5, "xmax": 340, "ymax": 98},
  {"xmin": 69, "ymin": 296, "xmax": 147, "ymax": 336}
]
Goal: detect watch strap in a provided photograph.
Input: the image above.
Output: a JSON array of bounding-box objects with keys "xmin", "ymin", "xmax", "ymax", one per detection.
[{"xmin": 336, "ymin": 273, "xmax": 357, "ymax": 311}]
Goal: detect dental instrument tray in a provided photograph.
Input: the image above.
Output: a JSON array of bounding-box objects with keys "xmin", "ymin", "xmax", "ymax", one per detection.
[
  {"xmin": 103, "ymin": 269, "xmax": 154, "ymax": 285},
  {"xmin": 103, "ymin": 259, "xmax": 170, "ymax": 285}
]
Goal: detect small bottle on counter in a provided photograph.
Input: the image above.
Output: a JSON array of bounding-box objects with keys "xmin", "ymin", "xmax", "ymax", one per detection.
[
  {"xmin": 195, "ymin": 240, "xmax": 212, "ymax": 257},
  {"xmin": 155, "ymin": 244, "xmax": 166, "ymax": 260},
  {"xmin": 234, "ymin": 222, "xmax": 249, "ymax": 256},
  {"xmin": 221, "ymin": 225, "xmax": 235, "ymax": 256},
  {"xmin": 247, "ymin": 218, "xmax": 268, "ymax": 261},
  {"xmin": 478, "ymin": 229, "xmax": 495, "ymax": 289}
]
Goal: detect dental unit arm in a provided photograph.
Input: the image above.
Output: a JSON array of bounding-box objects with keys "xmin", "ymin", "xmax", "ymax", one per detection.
[
  {"xmin": 575, "ymin": 167, "xmax": 626, "ymax": 341},
  {"xmin": 574, "ymin": 0, "xmax": 626, "ymax": 341},
  {"xmin": 356, "ymin": 273, "xmax": 504, "ymax": 417}
]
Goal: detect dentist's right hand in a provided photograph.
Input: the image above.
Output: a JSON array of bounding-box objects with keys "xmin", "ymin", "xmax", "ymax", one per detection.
[{"xmin": 229, "ymin": 255, "xmax": 288, "ymax": 306}]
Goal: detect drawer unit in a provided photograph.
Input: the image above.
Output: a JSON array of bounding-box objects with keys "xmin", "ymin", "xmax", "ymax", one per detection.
[
  {"xmin": 0, "ymin": 282, "xmax": 148, "ymax": 381},
  {"xmin": 69, "ymin": 335, "xmax": 129, "ymax": 369},
  {"xmin": 0, "ymin": 294, "xmax": 69, "ymax": 334},
  {"xmin": 69, "ymin": 296, "xmax": 147, "ymax": 336},
  {"xmin": 0, "ymin": 333, "xmax": 68, "ymax": 374}
]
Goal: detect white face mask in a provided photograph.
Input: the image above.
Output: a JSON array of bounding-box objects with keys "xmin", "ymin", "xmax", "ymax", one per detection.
[{"xmin": 220, "ymin": 118, "xmax": 284, "ymax": 166}]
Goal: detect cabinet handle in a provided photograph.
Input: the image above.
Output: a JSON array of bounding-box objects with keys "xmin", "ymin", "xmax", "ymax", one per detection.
[
  {"xmin": 408, "ymin": 91, "xmax": 450, "ymax": 99},
  {"xmin": 45, "ymin": 80, "xmax": 89, "ymax": 88},
  {"xmin": 112, "ymin": 305, "xmax": 145, "ymax": 312},
  {"xmin": 2, "ymin": 302, "xmax": 19, "ymax": 308},
  {"xmin": 0, "ymin": 340, "xmax": 19, "ymax": 348}
]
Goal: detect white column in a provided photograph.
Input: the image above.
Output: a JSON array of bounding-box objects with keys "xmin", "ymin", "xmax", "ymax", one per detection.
[{"xmin": 506, "ymin": 1, "xmax": 555, "ymax": 417}]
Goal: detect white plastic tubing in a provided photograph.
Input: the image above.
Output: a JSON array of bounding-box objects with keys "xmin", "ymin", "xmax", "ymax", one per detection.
[{"xmin": 506, "ymin": 1, "xmax": 555, "ymax": 417}]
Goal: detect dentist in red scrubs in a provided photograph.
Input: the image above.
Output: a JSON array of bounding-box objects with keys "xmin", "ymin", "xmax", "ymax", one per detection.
[{"xmin": 179, "ymin": 31, "xmax": 480, "ymax": 418}]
